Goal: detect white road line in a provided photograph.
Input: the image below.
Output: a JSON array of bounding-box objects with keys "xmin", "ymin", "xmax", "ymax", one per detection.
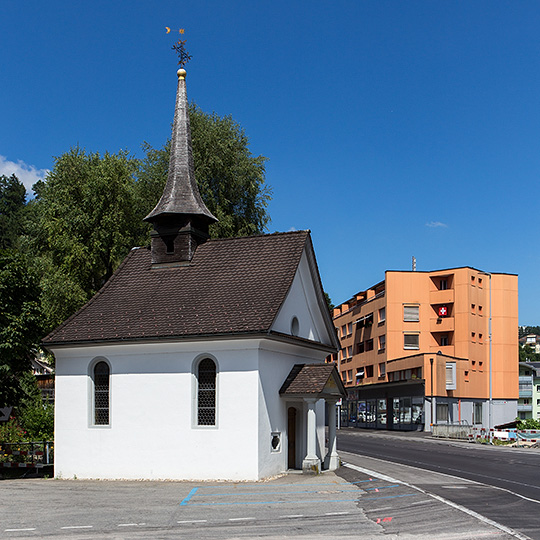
[
  {"xmin": 118, "ymin": 523, "xmax": 138, "ymax": 527},
  {"xmin": 177, "ymin": 520, "xmax": 208, "ymax": 524},
  {"xmin": 344, "ymin": 461, "xmax": 529, "ymax": 540},
  {"xmin": 279, "ymin": 515, "xmax": 304, "ymax": 518},
  {"xmin": 228, "ymin": 517, "xmax": 255, "ymax": 521},
  {"xmin": 60, "ymin": 525, "xmax": 93, "ymax": 529},
  {"xmin": 5, "ymin": 529, "xmax": 37, "ymax": 532},
  {"xmin": 324, "ymin": 511, "xmax": 350, "ymax": 516}
]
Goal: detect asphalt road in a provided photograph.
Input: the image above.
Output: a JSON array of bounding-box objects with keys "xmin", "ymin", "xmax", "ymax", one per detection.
[{"xmin": 337, "ymin": 428, "xmax": 540, "ymax": 539}]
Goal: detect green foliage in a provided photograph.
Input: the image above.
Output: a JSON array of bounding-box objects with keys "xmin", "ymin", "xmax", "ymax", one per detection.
[
  {"xmin": 137, "ymin": 103, "xmax": 271, "ymax": 239},
  {"xmin": 324, "ymin": 292, "xmax": 334, "ymax": 315},
  {"xmin": 0, "ymin": 174, "xmax": 26, "ymax": 249},
  {"xmin": 519, "ymin": 344, "xmax": 540, "ymax": 363},
  {"xmin": 0, "ymin": 251, "xmax": 44, "ymax": 407},
  {"xmin": 17, "ymin": 401, "xmax": 54, "ymax": 441},
  {"xmin": 516, "ymin": 418, "xmax": 540, "ymax": 430},
  {"xmin": 30, "ymin": 147, "xmax": 143, "ymax": 331},
  {"xmin": 519, "ymin": 326, "xmax": 540, "ymax": 338},
  {"xmin": 0, "ymin": 417, "xmax": 26, "ymax": 444}
]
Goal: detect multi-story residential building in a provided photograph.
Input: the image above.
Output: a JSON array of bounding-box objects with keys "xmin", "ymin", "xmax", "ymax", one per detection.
[
  {"xmin": 330, "ymin": 267, "xmax": 518, "ymax": 431},
  {"xmin": 518, "ymin": 362, "xmax": 540, "ymax": 420}
]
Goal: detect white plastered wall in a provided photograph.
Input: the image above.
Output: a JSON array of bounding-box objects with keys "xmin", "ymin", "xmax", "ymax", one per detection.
[
  {"xmin": 54, "ymin": 340, "xmax": 262, "ymax": 481},
  {"xmin": 272, "ymin": 250, "xmax": 333, "ymax": 346},
  {"xmin": 257, "ymin": 340, "xmax": 328, "ymax": 478}
]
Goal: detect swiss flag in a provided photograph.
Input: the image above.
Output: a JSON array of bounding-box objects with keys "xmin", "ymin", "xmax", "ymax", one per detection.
[{"xmin": 438, "ymin": 306, "xmax": 448, "ymax": 317}]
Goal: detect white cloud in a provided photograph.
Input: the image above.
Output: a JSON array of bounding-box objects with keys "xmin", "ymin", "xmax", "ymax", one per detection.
[
  {"xmin": 425, "ymin": 221, "xmax": 448, "ymax": 228},
  {"xmin": 287, "ymin": 226, "xmax": 297, "ymax": 232},
  {"xmin": 0, "ymin": 155, "xmax": 49, "ymax": 195}
]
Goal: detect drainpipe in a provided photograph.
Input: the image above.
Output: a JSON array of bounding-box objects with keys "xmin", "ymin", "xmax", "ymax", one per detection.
[{"xmin": 430, "ymin": 357, "xmax": 434, "ymax": 430}]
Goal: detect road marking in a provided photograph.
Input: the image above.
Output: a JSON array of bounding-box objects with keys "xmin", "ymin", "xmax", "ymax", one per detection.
[
  {"xmin": 5, "ymin": 529, "xmax": 37, "ymax": 532},
  {"xmin": 179, "ymin": 487, "xmax": 199, "ymax": 506},
  {"xmin": 228, "ymin": 517, "xmax": 255, "ymax": 521},
  {"xmin": 344, "ymin": 461, "xmax": 529, "ymax": 540},
  {"xmin": 280, "ymin": 514, "xmax": 304, "ymax": 518},
  {"xmin": 61, "ymin": 525, "xmax": 93, "ymax": 529},
  {"xmin": 184, "ymin": 497, "xmax": 361, "ymax": 507},
  {"xmin": 118, "ymin": 523, "xmax": 139, "ymax": 527},
  {"xmin": 324, "ymin": 511, "xmax": 350, "ymax": 516},
  {"xmin": 177, "ymin": 520, "xmax": 208, "ymax": 524}
]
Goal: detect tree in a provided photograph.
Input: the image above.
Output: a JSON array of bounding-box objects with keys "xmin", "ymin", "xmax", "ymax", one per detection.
[
  {"xmin": 30, "ymin": 148, "xmax": 143, "ymax": 330},
  {"xmin": 137, "ymin": 103, "xmax": 271, "ymax": 239},
  {"xmin": 0, "ymin": 174, "xmax": 26, "ymax": 249},
  {"xmin": 519, "ymin": 344, "xmax": 540, "ymax": 363},
  {"xmin": 0, "ymin": 251, "xmax": 43, "ymax": 407}
]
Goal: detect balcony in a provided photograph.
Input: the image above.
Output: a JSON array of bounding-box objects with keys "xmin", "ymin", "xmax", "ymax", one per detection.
[
  {"xmin": 430, "ymin": 289, "xmax": 454, "ymax": 305},
  {"xmin": 518, "ymin": 403, "xmax": 533, "ymax": 412},
  {"xmin": 430, "ymin": 317, "xmax": 454, "ymax": 333}
]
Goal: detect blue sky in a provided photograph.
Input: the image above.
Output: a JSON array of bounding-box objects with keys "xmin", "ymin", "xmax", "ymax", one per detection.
[{"xmin": 2, "ymin": 1, "xmax": 540, "ymax": 323}]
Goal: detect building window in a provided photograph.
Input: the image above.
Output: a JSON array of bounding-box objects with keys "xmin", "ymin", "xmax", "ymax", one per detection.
[
  {"xmin": 347, "ymin": 369, "xmax": 352, "ymax": 382},
  {"xmin": 436, "ymin": 403, "xmax": 449, "ymax": 423},
  {"xmin": 473, "ymin": 402, "xmax": 482, "ymax": 424},
  {"xmin": 197, "ymin": 358, "xmax": 216, "ymax": 426},
  {"xmin": 378, "ymin": 334, "xmax": 386, "ymax": 351},
  {"xmin": 478, "ymin": 305, "xmax": 483, "ymax": 313},
  {"xmin": 445, "ymin": 362, "xmax": 456, "ymax": 390},
  {"xmin": 404, "ymin": 304, "xmax": 420, "ymax": 322},
  {"xmin": 341, "ymin": 325, "xmax": 346, "ymax": 338},
  {"xmin": 365, "ymin": 365, "xmax": 374, "ymax": 378},
  {"xmin": 379, "ymin": 363, "xmax": 386, "ymax": 377},
  {"xmin": 93, "ymin": 361, "xmax": 110, "ymax": 426},
  {"xmin": 440, "ymin": 335, "xmax": 449, "ymax": 347},
  {"xmin": 471, "ymin": 304, "xmax": 475, "ymax": 311},
  {"xmin": 378, "ymin": 307, "xmax": 386, "ymax": 324},
  {"xmin": 404, "ymin": 333, "xmax": 419, "ymax": 350},
  {"xmin": 347, "ymin": 322, "xmax": 353, "ymax": 336},
  {"xmin": 357, "ymin": 342, "xmax": 365, "ymax": 354},
  {"xmin": 365, "ymin": 339, "xmax": 374, "ymax": 351},
  {"xmin": 347, "ymin": 345, "xmax": 353, "ymax": 359},
  {"xmin": 440, "ymin": 279, "xmax": 448, "ymax": 290}
]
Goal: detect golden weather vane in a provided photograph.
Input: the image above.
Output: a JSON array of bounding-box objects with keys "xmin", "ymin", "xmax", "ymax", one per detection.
[{"xmin": 165, "ymin": 27, "xmax": 191, "ymax": 67}]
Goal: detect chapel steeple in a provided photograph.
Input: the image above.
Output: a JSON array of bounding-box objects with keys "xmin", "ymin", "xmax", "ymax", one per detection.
[{"xmin": 144, "ymin": 68, "xmax": 217, "ymax": 265}]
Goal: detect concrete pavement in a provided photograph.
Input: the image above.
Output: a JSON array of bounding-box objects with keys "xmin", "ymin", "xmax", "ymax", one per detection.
[{"xmin": 0, "ymin": 464, "xmax": 527, "ymax": 539}]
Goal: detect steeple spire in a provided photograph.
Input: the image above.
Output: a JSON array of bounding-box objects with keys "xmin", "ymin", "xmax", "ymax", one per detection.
[{"xmin": 144, "ymin": 69, "xmax": 217, "ymax": 265}]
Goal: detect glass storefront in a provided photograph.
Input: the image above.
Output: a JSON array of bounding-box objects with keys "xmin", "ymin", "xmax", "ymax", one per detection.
[{"xmin": 341, "ymin": 391, "xmax": 425, "ymax": 430}]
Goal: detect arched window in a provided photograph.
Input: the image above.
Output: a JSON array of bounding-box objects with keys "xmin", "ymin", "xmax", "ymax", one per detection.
[
  {"xmin": 93, "ymin": 361, "xmax": 110, "ymax": 425},
  {"xmin": 197, "ymin": 358, "xmax": 216, "ymax": 426}
]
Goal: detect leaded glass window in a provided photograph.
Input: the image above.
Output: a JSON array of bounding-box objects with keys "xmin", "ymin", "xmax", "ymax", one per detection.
[
  {"xmin": 94, "ymin": 361, "xmax": 110, "ymax": 425},
  {"xmin": 197, "ymin": 358, "xmax": 216, "ymax": 426}
]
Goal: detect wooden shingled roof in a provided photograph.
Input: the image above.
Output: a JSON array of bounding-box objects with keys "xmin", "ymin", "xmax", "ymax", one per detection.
[
  {"xmin": 43, "ymin": 230, "xmax": 326, "ymax": 346},
  {"xmin": 279, "ymin": 363, "xmax": 346, "ymax": 398}
]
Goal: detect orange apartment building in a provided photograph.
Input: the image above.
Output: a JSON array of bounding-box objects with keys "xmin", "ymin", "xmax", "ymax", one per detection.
[{"xmin": 331, "ymin": 267, "xmax": 518, "ymax": 431}]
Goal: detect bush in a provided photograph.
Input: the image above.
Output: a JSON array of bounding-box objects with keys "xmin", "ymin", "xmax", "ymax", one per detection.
[
  {"xmin": 18, "ymin": 402, "xmax": 54, "ymax": 441},
  {"xmin": 0, "ymin": 417, "xmax": 26, "ymax": 443},
  {"xmin": 516, "ymin": 418, "xmax": 540, "ymax": 430}
]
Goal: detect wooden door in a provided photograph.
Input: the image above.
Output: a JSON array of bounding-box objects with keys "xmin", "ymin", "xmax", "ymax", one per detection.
[{"xmin": 287, "ymin": 407, "xmax": 297, "ymax": 469}]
